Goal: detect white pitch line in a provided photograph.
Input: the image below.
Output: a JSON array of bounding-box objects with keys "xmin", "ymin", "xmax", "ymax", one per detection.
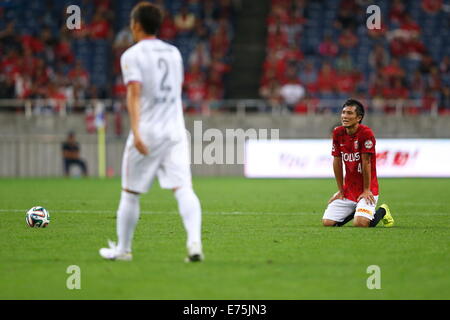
[{"xmin": 0, "ymin": 209, "xmax": 309, "ymax": 215}]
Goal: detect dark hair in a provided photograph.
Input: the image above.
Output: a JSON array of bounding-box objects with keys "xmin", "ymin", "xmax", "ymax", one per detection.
[
  {"xmin": 131, "ymin": 2, "xmax": 162, "ymax": 35},
  {"xmin": 343, "ymin": 98, "xmax": 365, "ymax": 123}
]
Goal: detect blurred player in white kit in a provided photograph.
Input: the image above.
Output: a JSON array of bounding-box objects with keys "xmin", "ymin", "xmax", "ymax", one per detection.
[{"xmin": 100, "ymin": 2, "xmax": 203, "ymax": 262}]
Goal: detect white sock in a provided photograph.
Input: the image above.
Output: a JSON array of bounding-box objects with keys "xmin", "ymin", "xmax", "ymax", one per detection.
[
  {"xmin": 116, "ymin": 191, "xmax": 140, "ymax": 254},
  {"xmin": 174, "ymin": 186, "xmax": 202, "ymax": 249}
]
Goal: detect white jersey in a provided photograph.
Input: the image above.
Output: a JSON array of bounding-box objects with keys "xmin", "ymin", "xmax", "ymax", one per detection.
[{"xmin": 120, "ymin": 38, "xmax": 186, "ymax": 143}]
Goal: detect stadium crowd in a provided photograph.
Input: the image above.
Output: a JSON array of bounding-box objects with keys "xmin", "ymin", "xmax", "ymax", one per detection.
[
  {"xmin": 0, "ymin": 0, "xmax": 449, "ymax": 116},
  {"xmin": 0, "ymin": 0, "xmax": 237, "ymax": 115},
  {"xmin": 261, "ymin": 0, "xmax": 450, "ymax": 114}
]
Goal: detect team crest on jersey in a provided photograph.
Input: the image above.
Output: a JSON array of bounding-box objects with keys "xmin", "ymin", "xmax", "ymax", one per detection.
[
  {"xmin": 354, "ymin": 140, "xmax": 359, "ymax": 150},
  {"xmin": 364, "ymin": 140, "xmax": 373, "ymax": 149}
]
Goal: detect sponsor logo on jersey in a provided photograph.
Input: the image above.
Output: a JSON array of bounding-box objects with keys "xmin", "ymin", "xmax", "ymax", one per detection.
[
  {"xmin": 365, "ymin": 140, "xmax": 374, "ymax": 149},
  {"xmin": 341, "ymin": 152, "xmax": 360, "ymax": 162},
  {"xmin": 357, "ymin": 208, "xmax": 373, "ymax": 215}
]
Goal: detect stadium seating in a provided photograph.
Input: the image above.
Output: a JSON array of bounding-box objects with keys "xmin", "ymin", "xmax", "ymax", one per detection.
[
  {"xmin": 0, "ymin": 0, "xmax": 236, "ymax": 110},
  {"xmin": 262, "ymin": 0, "xmax": 450, "ymax": 114}
]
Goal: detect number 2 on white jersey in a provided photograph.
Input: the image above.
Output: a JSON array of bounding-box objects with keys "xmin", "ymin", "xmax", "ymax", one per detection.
[{"xmin": 158, "ymin": 58, "xmax": 171, "ymax": 92}]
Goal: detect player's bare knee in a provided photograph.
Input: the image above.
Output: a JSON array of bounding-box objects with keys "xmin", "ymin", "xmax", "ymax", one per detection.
[
  {"xmin": 353, "ymin": 218, "xmax": 370, "ymax": 228},
  {"xmin": 322, "ymin": 219, "xmax": 336, "ymax": 227}
]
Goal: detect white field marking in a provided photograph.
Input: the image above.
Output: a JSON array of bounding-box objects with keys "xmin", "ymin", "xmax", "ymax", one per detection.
[{"xmin": 0, "ymin": 209, "xmax": 310, "ymax": 215}]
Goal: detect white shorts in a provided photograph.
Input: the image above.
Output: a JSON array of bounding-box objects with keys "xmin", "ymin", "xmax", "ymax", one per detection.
[
  {"xmin": 322, "ymin": 196, "xmax": 379, "ymax": 222},
  {"xmin": 121, "ymin": 133, "xmax": 192, "ymax": 193}
]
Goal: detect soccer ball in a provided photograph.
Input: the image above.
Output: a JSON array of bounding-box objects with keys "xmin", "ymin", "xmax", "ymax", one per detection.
[{"xmin": 26, "ymin": 206, "xmax": 50, "ymax": 228}]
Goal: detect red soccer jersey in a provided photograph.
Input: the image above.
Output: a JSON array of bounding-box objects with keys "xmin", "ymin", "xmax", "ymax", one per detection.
[{"xmin": 331, "ymin": 124, "xmax": 379, "ymax": 202}]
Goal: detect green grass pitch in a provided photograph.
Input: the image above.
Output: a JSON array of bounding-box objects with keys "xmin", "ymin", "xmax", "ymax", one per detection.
[{"xmin": 0, "ymin": 177, "xmax": 449, "ymax": 299}]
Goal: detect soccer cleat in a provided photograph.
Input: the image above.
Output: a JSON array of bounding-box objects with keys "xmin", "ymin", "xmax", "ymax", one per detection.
[
  {"xmin": 185, "ymin": 242, "xmax": 204, "ymax": 263},
  {"xmin": 99, "ymin": 240, "xmax": 132, "ymax": 261},
  {"xmin": 380, "ymin": 204, "xmax": 394, "ymax": 227}
]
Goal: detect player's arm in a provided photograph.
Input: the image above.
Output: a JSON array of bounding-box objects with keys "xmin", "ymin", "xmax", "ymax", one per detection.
[
  {"xmin": 328, "ymin": 156, "xmax": 345, "ymax": 204},
  {"xmin": 358, "ymin": 153, "xmax": 375, "ymax": 205},
  {"xmin": 127, "ymin": 81, "xmax": 148, "ymax": 155}
]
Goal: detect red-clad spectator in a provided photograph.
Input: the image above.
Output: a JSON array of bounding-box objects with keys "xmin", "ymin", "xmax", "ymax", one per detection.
[
  {"xmin": 209, "ymin": 29, "xmax": 229, "ymax": 59},
  {"xmin": 267, "ymin": 23, "xmax": 289, "ymax": 49},
  {"xmin": 369, "ymin": 44, "xmax": 389, "ymax": 69},
  {"xmin": 159, "ymin": 12, "xmax": 177, "ymax": 41},
  {"xmin": 21, "ymin": 47, "xmax": 39, "ymax": 77},
  {"xmin": 336, "ymin": 71, "xmax": 358, "ymax": 94},
  {"xmin": 294, "ymin": 94, "xmax": 320, "ymax": 114},
  {"xmin": 390, "ymin": 37, "xmax": 408, "ymax": 57},
  {"xmin": 68, "ymin": 60, "xmax": 89, "ymax": 88},
  {"xmin": 94, "ymin": 0, "xmax": 112, "ymax": 10},
  {"xmin": 284, "ymin": 43, "xmax": 304, "ymax": 63},
  {"xmin": 21, "ymin": 34, "xmax": 44, "ymax": 54},
  {"xmin": 260, "ymin": 68, "xmax": 280, "ymax": 88},
  {"xmin": 207, "ymin": 69, "xmax": 224, "ymax": 90},
  {"xmin": 318, "ymin": 34, "xmax": 339, "ymax": 57},
  {"xmin": 422, "ymin": 0, "xmax": 443, "ymax": 14},
  {"xmin": 316, "ymin": 63, "xmax": 337, "ymax": 93},
  {"xmin": 338, "ymin": 28, "xmax": 358, "ymax": 49},
  {"xmin": 262, "ymin": 49, "xmax": 287, "ymax": 81},
  {"xmin": 55, "ymin": 37, "xmax": 75, "ymax": 64},
  {"xmin": 266, "ymin": 4, "xmax": 290, "ymax": 27},
  {"xmin": 186, "ymin": 79, "xmax": 207, "ymax": 111},
  {"xmin": 33, "ymin": 60, "xmax": 52, "ymax": 89},
  {"xmin": 369, "ymin": 75, "xmax": 387, "ymax": 97},
  {"xmin": 381, "ymin": 58, "xmax": 405, "ymax": 80},
  {"xmin": 205, "ymin": 82, "xmax": 223, "ymax": 101},
  {"xmin": 400, "ymin": 14, "xmax": 421, "ymax": 36},
  {"xmin": 15, "ymin": 74, "xmax": 33, "ymax": 98},
  {"xmin": 210, "ymin": 52, "xmax": 230, "ymax": 75},
  {"xmin": 184, "ymin": 63, "xmax": 205, "ymax": 89},
  {"xmin": 389, "ymin": 0, "xmax": 407, "ymax": 25},
  {"xmin": 384, "ymin": 78, "xmax": 409, "ymax": 100},
  {"xmin": 405, "ymin": 34, "xmax": 426, "ymax": 59},
  {"xmin": 47, "ymin": 82, "xmax": 67, "ymax": 112},
  {"xmin": 113, "ymin": 76, "xmax": 126, "ymax": 98},
  {"xmin": 271, "ymin": 0, "xmax": 291, "ymax": 9},
  {"xmin": 89, "ymin": 11, "xmax": 111, "ymax": 39},
  {"xmin": 260, "ymin": 78, "xmax": 282, "ymax": 111},
  {"xmin": 382, "ymin": 78, "xmax": 409, "ymax": 113}
]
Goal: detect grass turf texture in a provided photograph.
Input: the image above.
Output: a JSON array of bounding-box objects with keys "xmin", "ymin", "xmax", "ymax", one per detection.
[{"xmin": 0, "ymin": 177, "xmax": 449, "ymax": 300}]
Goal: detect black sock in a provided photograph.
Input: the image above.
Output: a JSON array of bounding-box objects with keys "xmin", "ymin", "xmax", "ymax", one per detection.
[
  {"xmin": 334, "ymin": 211, "xmax": 355, "ymax": 227},
  {"xmin": 369, "ymin": 207, "xmax": 386, "ymax": 227}
]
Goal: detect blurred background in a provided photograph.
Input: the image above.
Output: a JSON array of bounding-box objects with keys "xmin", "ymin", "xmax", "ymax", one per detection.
[{"xmin": 0, "ymin": 0, "xmax": 449, "ymax": 178}]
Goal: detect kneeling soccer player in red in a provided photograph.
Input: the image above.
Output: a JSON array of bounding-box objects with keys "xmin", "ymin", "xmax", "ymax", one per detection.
[{"xmin": 322, "ymin": 99, "xmax": 394, "ymax": 228}]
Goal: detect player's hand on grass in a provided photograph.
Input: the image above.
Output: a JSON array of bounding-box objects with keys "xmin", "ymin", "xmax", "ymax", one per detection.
[
  {"xmin": 328, "ymin": 191, "xmax": 344, "ymax": 204},
  {"xmin": 134, "ymin": 135, "xmax": 149, "ymax": 155},
  {"xmin": 357, "ymin": 190, "xmax": 375, "ymax": 205}
]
